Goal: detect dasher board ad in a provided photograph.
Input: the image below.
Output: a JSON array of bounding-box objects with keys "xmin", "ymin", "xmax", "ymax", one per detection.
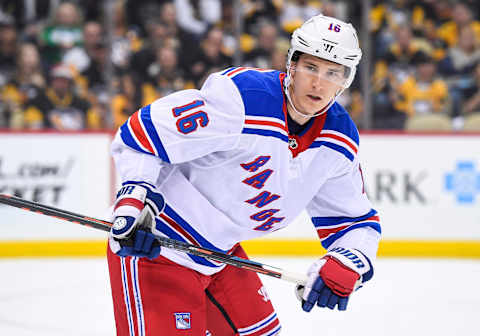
[
  {"xmin": 359, "ymin": 134, "xmax": 480, "ymax": 240},
  {"xmin": 0, "ymin": 132, "xmax": 113, "ymax": 240}
]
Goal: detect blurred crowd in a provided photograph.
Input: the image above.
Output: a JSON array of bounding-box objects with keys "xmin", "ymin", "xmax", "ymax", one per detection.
[
  {"xmin": 370, "ymin": 0, "xmax": 480, "ymax": 131},
  {"xmin": 1, "ymin": 0, "xmax": 480, "ymax": 131}
]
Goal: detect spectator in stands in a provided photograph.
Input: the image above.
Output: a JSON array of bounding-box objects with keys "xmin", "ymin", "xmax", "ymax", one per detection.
[
  {"xmin": 370, "ymin": 0, "xmax": 413, "ymax": 30},
  {"xmin": 111, "ymin": 69, "xmax": 175, "ymax": 129},
  {"xmin": 0, "ymin": 23, "xmax": 17, "ymax": 87},
  {"xmin": 125, "ymin": 0, "xmax": 164, "ymax": 37},
  {"xmin": 216, "ymin": 0, "xmax": 237, "ymax": 57},
  {"xmin": 39, "ymin": 2, "xmax": 84, "ymax": 66},
  {"xmin": 437, "ymin": 2, "xmax": 480, "ymax": 47},
  {"xmin": 174, "ymin": 0, "xmax": 221, "ymax": 38},
  {"xmin": 439, "ymin": 25, "xmax": 480, "ymax": 77},
  {"xmin": 374, "ymin": 25, "xmax": 426, "ymax": 88},
  {"xmin": 430, "ymin": 0, "xmax": 454, "ymax": 26},
  {"xmin": 110, "ymin": 1, "xmax": 139, "ymax": 70},
  {"xmin": 22, "ymin": 64, "xmax": 100, "ymax": 129},
  {"xmin": 369, "ymin": 0, "xmax": 412, "ymax": 58},
  {"xmin": 0, "ymin": 43, "xmax": 45, "ymax": 128},
  {"xmin": 439, "ymin": 25, "xmax": 480, "ymax": 117},
  {"xmin": 404, "ymin": 1, "xmax": 448, "ymax": 61},
  {"xmin": 462, "ymin": 0, "xmax": 480, "ymax": 19},
  {"xmin": 244, "ymin": 21, "xmax": 278, "ymax": 69},
  {"xmin": 74, "ymin": 34, "xmax": 115, "ymax": 128},
  {"xmin": 81, "ymin": 40, "xmax": 109, "ymax": 92},
  {"xmin": 160, "ymin": 1, "xmax": 197, "ymax": 53},
  {"xmin": 129, "ymin": 20, "xmax": 170, "ymax": 84},
  {"xmin": 92, "ymin": 90, "xmax": 111, "ymax": 129},
  {"xmin": 372, "ymin": 24, "xmax": 426, "ymax": 128},
  {"xmin": 112, "ymin": 47, "xmax": 190, "ymax": 129},
  {"xmin": 321, "ymin": 1, "xmax": 347, "ymax": 20},
  {"xmin": 418, "ymin": 19, "xmax": 448, "ymax": 62},
  {"xmin": 270, "ymin": 38, "xmax": 290, "ymax": 72},
  {"xmin": 394, "ymin": 52, "xmax": 450, "ymax": 119},
  {"xmin": 187, "ymin": 26, "xmax": 232, "ymax": 86},
  {"xmin": 129, "ymin": 2, "xmax": 197, "ymax": 84},
  {"xmin": 143, "ymin": 45, "xmax": 190, "ymax": 99},
  {"xmin": 111, "ymin": 73, "xmax": 141, "ymax": 129},
  {"xmin": 280, "ymin": 0, "xmax": 321, "ymax": 34},
  {"xmin": 369, "ymin": 0, "xmax": 389, "ymax": 36},
  {"xmin": 372, "ymin": 78, "xmax": 407, "ymax": 130},
  {"xmin": 0, "ymin": 0, "xmax": 53, "ymax": 35},
  {"xmin": 78, "ymin": 39, "xmax": 110, "ymax": 106},
  {"xmin": 80, "ymin": 0, "xmax": 106, "ymax": 22},
  {"xmin": 243, "ymin": 0, "xmax": 283, "ymax": 35},
  {"xmin": 410, "ymin": 0, "xmax": 449, "ymax": 36},
  {"xmin": 344, "ymin": 89, "xmax": 365, "ymax": 128},
  {"xmin": 63, "ymin": 21, "xmax": 103, "ymax": 73}
]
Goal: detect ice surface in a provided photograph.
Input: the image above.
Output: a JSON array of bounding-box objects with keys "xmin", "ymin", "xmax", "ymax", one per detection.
[{"xmin": 0, "ymin": 257, "xmax": 479, "ymax": 335}]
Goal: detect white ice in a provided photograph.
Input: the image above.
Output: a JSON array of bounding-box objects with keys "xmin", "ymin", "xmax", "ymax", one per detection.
[{"xmin": 0, "ymin": 257, "xmax": 479, "ymax": 335}]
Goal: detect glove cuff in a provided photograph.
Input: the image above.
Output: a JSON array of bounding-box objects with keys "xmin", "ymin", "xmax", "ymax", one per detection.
[
  {"xmin": 114, "ymin": 184, "xmax": 147, "ymax": 218},
  {"xmin": 325, "ymin": 247, "xmax": 373, "ymax": 284}
]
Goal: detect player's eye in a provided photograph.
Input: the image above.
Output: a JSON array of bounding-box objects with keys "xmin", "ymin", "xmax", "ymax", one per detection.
[{"xmin": 326, "ymin": 70, "xmax": 341, "ymax": 78}]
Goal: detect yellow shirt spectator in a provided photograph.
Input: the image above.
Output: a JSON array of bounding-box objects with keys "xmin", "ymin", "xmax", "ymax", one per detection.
[
  {"xmin": 395, "ymin": 76, "xmax": 448, "ymax": 117},
  {"xmin": 437, "ymin": 21, "xmax": 480, "ymax": 47},
  {"xmin": 437, "ymin": 3, "xmax": 480, "ymax": 47}
]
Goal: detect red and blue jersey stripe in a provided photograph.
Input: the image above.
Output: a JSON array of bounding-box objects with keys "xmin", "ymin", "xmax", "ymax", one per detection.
[
  {"xmin": 310, "ymin": 102, "xmax": 360, "ymax": 162},
  {"xmin": 312, "ymin": 209, "xmax": 381, "ymax": 249},
  {"xmin": 120, "ymin": 104, "xmax": 170, "ymax": 163}
]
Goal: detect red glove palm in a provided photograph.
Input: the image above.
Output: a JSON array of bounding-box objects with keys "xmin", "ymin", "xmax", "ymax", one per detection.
[{"xmin": 320, "ymin": 256, "xmax": 360, "ymax": 297}]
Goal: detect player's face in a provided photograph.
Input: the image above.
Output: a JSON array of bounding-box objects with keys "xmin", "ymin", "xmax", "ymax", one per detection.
[{"xmin": 289, "ymin": 54, "xmax": 346, "ymax": 117}]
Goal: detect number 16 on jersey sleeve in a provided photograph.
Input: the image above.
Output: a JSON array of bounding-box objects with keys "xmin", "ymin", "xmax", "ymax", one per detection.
[{"xmin": 172, "ymin": 100, "xmax": 209, "ymax": 134}]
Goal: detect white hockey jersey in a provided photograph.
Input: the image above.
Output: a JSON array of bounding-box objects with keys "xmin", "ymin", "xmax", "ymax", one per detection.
[{"xmin": 111, "ymin": 67, "xmax": 381, "ymax": 275}]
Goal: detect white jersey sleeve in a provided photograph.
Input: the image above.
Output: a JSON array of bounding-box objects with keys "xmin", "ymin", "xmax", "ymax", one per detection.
[
  {"xmin": 306, "ymin": 151, "xmax": 381, "ymax": 262},
  {"xmin": 110, "ymin": 72, "xmax": 245, "ymax": 183}
]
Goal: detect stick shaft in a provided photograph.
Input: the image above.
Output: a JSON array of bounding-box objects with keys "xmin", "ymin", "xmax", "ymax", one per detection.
[
  {"xmin": 0, "ymin": 194, "xmax": 307, "ymax": 285},
  {"xmin": 0, "ymin": 194, "xmax": 112, "ymax": 231}
]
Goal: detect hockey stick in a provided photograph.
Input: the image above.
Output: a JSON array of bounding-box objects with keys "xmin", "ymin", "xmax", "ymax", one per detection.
[{"xmin": 0, "ymin": 194, "xmax": 307, "ymax": 285}]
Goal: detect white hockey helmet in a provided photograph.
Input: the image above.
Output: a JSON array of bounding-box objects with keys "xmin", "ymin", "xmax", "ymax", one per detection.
[{"xmin": 286, "ymin": 14, "xmax": 362, "ymax": 93}]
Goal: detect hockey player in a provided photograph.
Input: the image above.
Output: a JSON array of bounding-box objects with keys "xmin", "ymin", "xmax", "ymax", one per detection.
[{"xmin": 107, "ymin": 14, "xmax": 381, "ymax": 335}]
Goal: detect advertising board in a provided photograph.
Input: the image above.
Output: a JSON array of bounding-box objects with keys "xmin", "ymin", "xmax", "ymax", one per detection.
[{"xmin": 0, "ymin": 132, "xmax": 113, "ymax": 240}]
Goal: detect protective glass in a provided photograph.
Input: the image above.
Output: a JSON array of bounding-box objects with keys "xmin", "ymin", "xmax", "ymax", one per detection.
[{"xmin": 294, "ymin": 62, "xmax": 348, "ymax": 87}]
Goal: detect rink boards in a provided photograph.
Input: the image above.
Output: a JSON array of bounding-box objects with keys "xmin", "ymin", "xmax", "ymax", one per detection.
[{"xmin": 0, "ymin": 131, "xmax": 479, "ymax": 258}]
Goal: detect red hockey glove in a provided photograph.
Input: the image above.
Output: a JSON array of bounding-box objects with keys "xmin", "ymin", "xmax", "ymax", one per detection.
[{"xmin": 297, "ymin": 247, "xmax": 373, "ymax": 311}]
